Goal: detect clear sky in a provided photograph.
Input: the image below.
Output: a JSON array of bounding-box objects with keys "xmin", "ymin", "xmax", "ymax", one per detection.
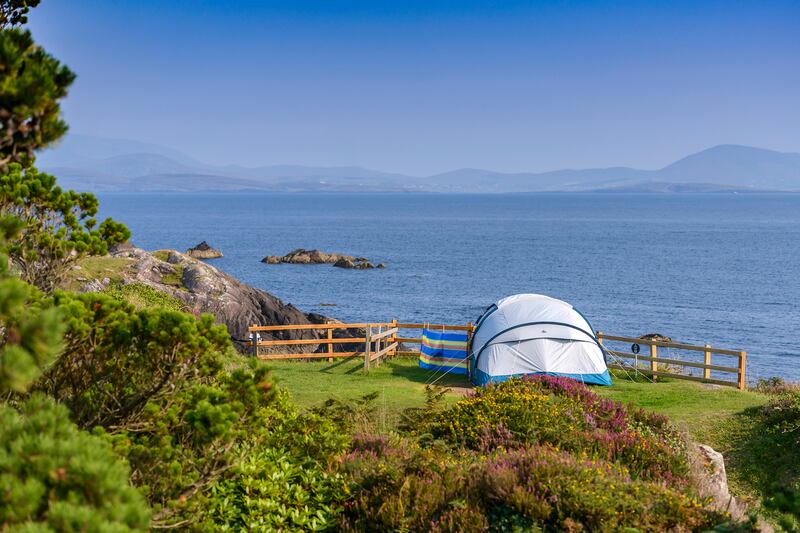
[{"xmin": 28, "ymin": 0, "xmax": 800, "ymax": 175}]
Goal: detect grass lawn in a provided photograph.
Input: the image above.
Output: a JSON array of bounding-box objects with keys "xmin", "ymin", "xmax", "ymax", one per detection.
[
  {"xmin": 266, "ymin": 356, "xmax": 468, "ymax": 431},
  {"xmin": 267, "ymin": 357, "xmax": 787, "ymax": 512},
  {"xmin": 267, "ymin": 358, "xmax": 767, "ymax": 441}
]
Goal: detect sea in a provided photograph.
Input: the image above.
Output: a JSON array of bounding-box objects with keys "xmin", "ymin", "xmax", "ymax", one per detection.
[{"xmin": 97, "ymin": 192, "xmax": 800, "ymax": 382}]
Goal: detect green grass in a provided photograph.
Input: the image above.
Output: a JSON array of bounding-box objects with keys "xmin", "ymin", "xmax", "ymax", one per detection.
[
  {"xmin": 160, "ymin": 265, "xmax": 185, "ymax": 288},
  {"xmin": 266, "ymin": 357, "xmax": 467, "ymax": 430},
  {"xmin": 151, "ymin": 250, "xmax": 171, "ymax": 262},
  {"xmin": 103, "ymin": 282, "xmax": 188, "ymax": 312},
  {"xmin": 61, "ymin": 256, "xmax": 136, "ymax": 291}
]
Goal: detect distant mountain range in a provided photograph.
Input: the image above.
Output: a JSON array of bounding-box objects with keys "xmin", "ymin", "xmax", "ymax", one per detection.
[{"xmin": 36, "ymin": 135, "xmax": 800, "ymax": 193}]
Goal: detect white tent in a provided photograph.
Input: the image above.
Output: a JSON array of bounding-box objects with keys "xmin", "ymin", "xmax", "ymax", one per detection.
[{"xmin": 470, "ymin": 294, "xmax": 611, "ymax": 386}]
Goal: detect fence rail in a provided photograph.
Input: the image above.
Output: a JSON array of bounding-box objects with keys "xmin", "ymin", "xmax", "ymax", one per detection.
[
  {"xmin": 596, "ymin": 332, "xmax": 746, "ymax": 389},
  {"xmin": 246, "ymin": 321, "xmax": 747, "ymax": 388}
]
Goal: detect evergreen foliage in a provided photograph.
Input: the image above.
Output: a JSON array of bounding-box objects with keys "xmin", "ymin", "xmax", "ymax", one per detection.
[
  {"xmin": 0, "ymin": 394, "xmax": 150, "ymax": 531},
  {"xmin": 0, "ymin": 213, "xmax": 62, "ymax": 391},
  {"xmin": 0, "ymin": 0, "xmax": 40, "ymax": 28},
  {"xmin": 0, "ymin": 26, "xmax": 74, "ymax": 168},
  {"xmin": 0, "ymin": 164, "xmax": 130, "ymax": 292}
]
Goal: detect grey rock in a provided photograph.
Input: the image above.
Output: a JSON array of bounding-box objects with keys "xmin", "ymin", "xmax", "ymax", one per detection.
[
  {"xmin": 332, "ymin": 257, "xmax": 356, "ymax": 269},
  {"xmin": 90, "ymin": 247, "xmax": 329, "ymax": 353},
  {"xmin": 693, "ymin": 444, "xmax": 747, "ymax": 522},
  {"xmin": 262, "ymin": 248, "xmax": 355, "ymax": 265},
  {"xmin": 187, "ymin": 241, "xmax": 223, "ymax": 259},
  {"xmin": 639, "ymin": 333, "xmax": 673, "ymax": 343}
]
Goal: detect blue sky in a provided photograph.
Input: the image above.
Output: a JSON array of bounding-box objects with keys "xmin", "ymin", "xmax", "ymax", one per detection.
[{"xmin": 29, "ymin": 0, "xmax": 800, "ymax": 175}]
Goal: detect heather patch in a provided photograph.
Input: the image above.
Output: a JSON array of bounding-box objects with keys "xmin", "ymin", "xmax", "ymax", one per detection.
[{"xmin": 338, "ymin": 376, "xmax": 744, "ymax": 532}]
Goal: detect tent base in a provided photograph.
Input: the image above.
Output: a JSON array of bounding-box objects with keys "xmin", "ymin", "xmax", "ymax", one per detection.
[{"xmin": 472, "ymin": 368, "xmax": 612, "ymax": 387}]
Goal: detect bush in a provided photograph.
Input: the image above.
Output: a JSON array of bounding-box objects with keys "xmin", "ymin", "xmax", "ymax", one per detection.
[
  {"xmin": 476, "ymin": 445, "xmax": 720, "ymax": 532},
  {"xmin": 338, "ymin": 434, "xmax": 724, "ymax": 532},
  {"xmin": 202, "ymin": 390, "xmax": 350, "ymax": 531},
  {"xmin": 762, "ymin": 389, "xmax": 800, "ymax": 443},
  {"xmin": 38, "ymin": 291, "xmax": 230, "ymax": 429},
  {"xmin": 0, "ymin": 394, "xmax": 150, "ymax": 530},
  {"xmin": 760, "ymin": 389, "xmax": 800, "ymax": 529},
  {"xmin": 337, "ymin": 376, "xmax": 733, "ymax": 532},
  {"xmin": 416, "ymin": 375, "xmax": 689, "ymax": 483}
]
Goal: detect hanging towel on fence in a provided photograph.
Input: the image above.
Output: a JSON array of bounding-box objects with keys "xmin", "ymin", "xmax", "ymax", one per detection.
[{"xmin": 419, "ymin": 328, "xmax": 469, "ymax": 375}]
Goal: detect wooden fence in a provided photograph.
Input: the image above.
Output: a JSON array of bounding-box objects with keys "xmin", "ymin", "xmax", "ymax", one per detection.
[
  {"xmin": 247, "ymin": 321, "xmax": 474, "ymax": 371},
  {"xmin": 597, "ymin": 332, "xmax": 747, "ymax": 389},
  {"xmin": 247, "ymin": 321, "xmax": 747, "ymax": 388}
]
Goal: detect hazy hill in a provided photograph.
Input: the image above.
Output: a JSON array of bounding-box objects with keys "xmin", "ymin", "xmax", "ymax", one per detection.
[{"xmin": 36, "ymin": 136, "xmax": 800, "ymax": 193}]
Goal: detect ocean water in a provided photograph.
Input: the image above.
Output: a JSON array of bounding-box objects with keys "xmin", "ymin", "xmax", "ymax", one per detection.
[{"xmin": 97, "ymin": 193, "xmax": 800, "ymax": 382}]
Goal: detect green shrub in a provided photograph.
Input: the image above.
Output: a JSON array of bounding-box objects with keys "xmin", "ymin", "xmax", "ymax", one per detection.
[
  {"xmin": 0, "ymin": 164, "xmax": 130, "ymax": 292},
  {"xmin": 762, "ymin": 389, "xmax": 800, "ymax": 443},
  {"xmin": 416, "ymin": 375, "xmax": 689, "ymax": 483},
  {"xmin": 202, "ymin": 390, "xmax": 350, "ymax": 531},
  {"xmin": 338, "ymin": 434, "xmax": 724, "ymax": 532},
  {"xmin": 338, "ymin": 376, "xmax": 733, "ymax": 532},
  {"xmin": 0, "ymin": 394, "xmax": 150, "ymax": 530},
  {"xmin": 38, "ymin": 291, "xmax": 230, "ymax": 429},
  {"xmin": 760, "ymin": 389, "xmax": 800, "ymax": 529}
]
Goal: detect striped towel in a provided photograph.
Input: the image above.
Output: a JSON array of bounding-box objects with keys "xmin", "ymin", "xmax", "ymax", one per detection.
[{"xmin": 419, "ymin": 328, "xmax": 469, "ymax": 375}]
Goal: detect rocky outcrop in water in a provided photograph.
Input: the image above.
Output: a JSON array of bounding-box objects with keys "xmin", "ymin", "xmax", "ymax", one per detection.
[
  {"xmin": 639, "ymin": 333, "xmax": 673, "ymax": 343},
  {"xmin": 262, "ymin": 248, "xmax": 385, "ymax": 269},
  {"xmin": 332, "ymin": 257, "xmax": 385, "ymax": 269},
  {"xmin": 186, "ymin": 241, "xmax": 223, "ymax": 259},
  {"xmin": 261, "ymin": 249, "xmax": 347, "ymax": 264}
]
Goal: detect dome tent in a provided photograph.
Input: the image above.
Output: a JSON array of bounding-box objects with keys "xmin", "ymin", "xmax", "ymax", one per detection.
[{"xmin": 470, "ymin": 294, "xmax": 611, "ymax": 386}]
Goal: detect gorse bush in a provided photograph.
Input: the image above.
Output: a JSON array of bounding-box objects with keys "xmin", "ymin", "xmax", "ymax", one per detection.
[
  {"xmin": 339, "ymin": 376, "xmax": 729, "ymax": 532},
  {"xmin": 416, "ymin": 375, "xmax": 689, "ymax": 483}
]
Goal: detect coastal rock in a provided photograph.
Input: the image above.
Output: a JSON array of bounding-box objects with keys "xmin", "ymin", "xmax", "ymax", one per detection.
[
  {"xmin": 332, "ymin": 257, "xmax": 355, "ymax": 269},
  {"xmin": 639, "ymin": 333, "xmax": 673, "ymax": 343},
  {"xmin": 333, "ymin": 257, "xmax": 378, "ymax": 270},
  {"xmin": 186, "ymin": 241, "xmax": 223, "ymax": 259},
  {"xmin": 263, "ymin": 248, "xmax": 384, "ymax": 269},
  {"xmin": 82, "ymin": 246, "xmax": 330, "ymax": 353},
  {"xmin": 262, "ymin": 248, "xmax": 353, "ymax": 265}
]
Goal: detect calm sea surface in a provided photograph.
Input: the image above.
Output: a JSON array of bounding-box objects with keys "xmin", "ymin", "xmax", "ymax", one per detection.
[{"xmin": 97, "ymin": 193, "xmax": 800, "ymax": 382}]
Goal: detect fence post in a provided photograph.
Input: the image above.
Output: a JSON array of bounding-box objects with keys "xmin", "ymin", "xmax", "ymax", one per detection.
[
  {"xmin": 327, "ymin": 322, "xmax": 333, "ymax": 362},
  {"xmin": 375, "ymin": 325, "xmax": 383, "ymax": 367},
  {"xmin": 364, "ymin": 324, "xmax": 372, "ymax": 373},
  {"xmin": 738, "ymin": 351, "xmax": 747, "ymax": 390},
  {"xmin": 390, "ymin": 319, "xmax": 398, "ymax": 357},
  {"xmin": 250, "ymin": 326, "xmax": 258, "ymax": 358},
  {"xmin": 650, "ymin": 343, "xmax": 658, "ymax": 378},
  {"xmin": 596, "ymin": 331, "xmax": 603, "ymax": 346},
  {"xmin": 703, "ymin": 344, "xmax": 712, "ymax": 380}
]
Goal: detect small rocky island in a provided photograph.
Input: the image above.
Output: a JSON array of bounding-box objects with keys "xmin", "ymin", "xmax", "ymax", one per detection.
[
  {"xmin": 186, "ymin": 241, "xmax": 223, "ymax": 259},
  {"xmin": 262, "ymin": 248, "xmax": 385, "ymax": 270}
]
